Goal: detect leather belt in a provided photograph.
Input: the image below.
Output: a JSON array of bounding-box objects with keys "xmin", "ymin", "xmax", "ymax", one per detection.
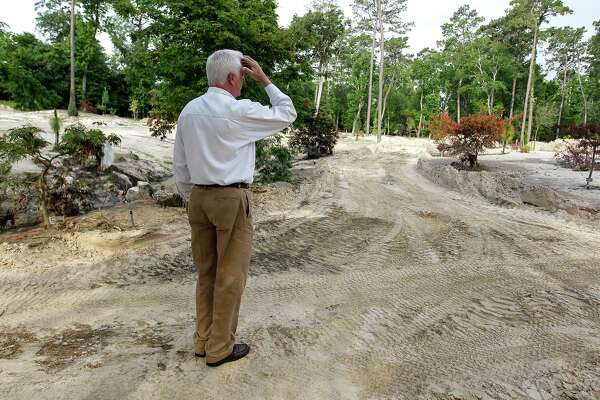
[{"xmin": 195, "ymin": 182, "xmax": 250, "ymax": 189}]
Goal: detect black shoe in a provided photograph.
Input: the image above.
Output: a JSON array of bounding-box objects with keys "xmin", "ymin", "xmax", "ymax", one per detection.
[
  {"xmin": 206, "ymin": 343, "xmax": 250, "ymax": 367},
  {"xmin": 195, "ymin": 352, "xmax": 206, "ymax": 358}
]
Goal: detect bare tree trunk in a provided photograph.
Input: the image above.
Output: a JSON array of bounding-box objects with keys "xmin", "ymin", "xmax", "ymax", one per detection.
[
  {"xmin": 376, "ymin": 0, "xmax": 384, "ymax": 143},
  {"xmin": 381, "ymin": 77, "xmax": 395, "ymax": 122},
  {"xmin": 334, "ymin": 112, "xmax": 339, "ymax": 133},
  {"xmin": 365, "ymin": 29, "xmax": 376, "ymax": 135},
  {"xmin": 353, "ymin": 99, "xmax": 364, "ymax": 140},
  {"xmin": 527, "ymin": 93, "xmax": 535, "ymax": 145},
  {"xmin": 82, "ymin": 67, "xmax": 87, "ymax": 102},
  {"xmin": 314, "ymin": 62, "xmax": 325, "ymax": 116},
  {"xmin": 526, "ymin": 69, "xmax": 536, "ymax": 144},
  {"xmin": 456, "ymin": 79, "xmax": 462, "ymax": 123},
  {"xmin": 38, "ymin": 172, "xmax": 50, "ymax": 228},
  {"xmin": 577, "ymin": 73, "xmax": 588, "ymax": 125},
  {"xmin": 418, "ymin": 90, "xmax": 424, "ymax": 137},
  {"xmin": 490, "ymin": 70, "xmax": 497, "ymax": 114},
  {"xmin": 509, "ymin": 76, "xmax": 516, "ymax": 120},
  {"xmin": 68, "ymin": 0, "xmax": 78, "ymax": 116},
  {"xmin": 556, "ymin": 66, "xmax": 567, "ymax": 139},
  {"xmin": 587, "ymin": 145, "xmax": 597, "ymax": 187},
  {"xmin": 521, "ymin": 26, "xmax": 538, "ymax": 146}
]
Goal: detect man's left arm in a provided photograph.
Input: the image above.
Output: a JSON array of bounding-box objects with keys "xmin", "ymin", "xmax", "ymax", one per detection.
[{"xmin": 236, "ymin": 83, "xmax": 297, "ymax": 142}]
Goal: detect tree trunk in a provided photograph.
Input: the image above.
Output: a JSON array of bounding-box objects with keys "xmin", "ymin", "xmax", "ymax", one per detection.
[
  {"xmin": 418, "ymin": 90, "xmax": 424, "ymax": 137},
  {"xmin": 82, "ymin": 67, "xmax": 87, "ymax": 101},
  {"xmin": 68, "ymin": 0, "xmax": 78, "ymax": 116},
  {"xmin": 353, "ymin": 99, "xmax": 364, "ymax": 140},
  {"xmin": 526, "ymin": 69, "xmax": 536, "ymax": 144},
  {"xmin": 490, "ymin": 70, "xmax": 498, "ymax": 114},
  {"xmin": 456, "ymin": 79, "xmax": 462, "ymax": 123},
  {"xmin": 556, "ymin": 64, "xmax": 567, "ymax": 139},
  {"xmin": 509, "ymin": 76, "xmax": 516, "ymax": 120},
  {"xmin": 38, "ymin": 173, "xmax": 50, "ymax": 228},
  {"xmin": 314, "ymin": 62, "xmax": 325, "ymax": 116},
  {"xmin": 587, "ymin": 145, "xmax": 597, "ymax": 187},
  {"xmin": 527, "ymin": 93, "xmax": 535, "ymax": 145},
  {"xmin": 381, "ymin": 77, "xmax": 395, "ymax": 122},
  {"xmin": 334, "ymin": 112, "xmax": 339, "ymax": 133},
  {"xmin": 376, "ymin": 0, "xmax": 384, "ymax": 144},
  {"xmin": 520, "ymin": 26, "xmax": 538, "ymax": 146},
  {"xmin": 365, "ymin": 29, "xmax": 376, "ymax": 135},
  {"xmin": 577, "ymin": 74, "xmax": 588, "ymax": 125}
]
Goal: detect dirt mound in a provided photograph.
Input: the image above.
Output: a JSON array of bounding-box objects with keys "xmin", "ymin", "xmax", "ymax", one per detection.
[{"xmin": 417, "ymin": 156, "xmax": 595, "ymax": 217}]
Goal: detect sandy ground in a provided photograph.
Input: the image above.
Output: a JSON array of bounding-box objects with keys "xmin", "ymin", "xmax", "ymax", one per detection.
[{"xmin": 1, "ymin": 120, "xmax": 600, "ymax": 398}]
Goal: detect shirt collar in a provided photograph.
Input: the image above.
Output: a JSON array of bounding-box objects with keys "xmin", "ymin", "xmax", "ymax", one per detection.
[{"xmin": 207, "ymin": 86, "xmax": 235, "ymax": 99}]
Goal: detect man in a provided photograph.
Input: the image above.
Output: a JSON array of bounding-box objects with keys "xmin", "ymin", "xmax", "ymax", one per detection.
[{"xmin": 173, "ymin": 50, "xmax": 296, "ymax": 367}]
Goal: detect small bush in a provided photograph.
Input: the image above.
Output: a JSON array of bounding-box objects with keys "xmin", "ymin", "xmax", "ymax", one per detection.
[
  {"xmin": 57, "ymin": 124, "xmax": 121, "ymax": 170},
  {"xmin": 520, "ymin": 144, "xmax": 530, "ymax": 153},
  {"xmin": 148, "ymin": 111, "xmax": 175, "ymax": 141},
  {"xmin": 430, "ymin": 112, "xmax": 505, "ymax": 168},
  {"xmin": 289, "ymin": 114, "xmax": 338, "ymax": 159},
  {"xmin": 255, "ymin": 135, "xmax": 293, "ymax": 184},
  {"xmin": 555, "ymin": 141, "xmax": 599, "ymax": 171}
]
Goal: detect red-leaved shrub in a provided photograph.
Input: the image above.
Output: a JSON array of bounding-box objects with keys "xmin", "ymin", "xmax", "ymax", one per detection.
[{"xmin": 429, "ymin": 113, "xmax": 505, "ymax": 168}]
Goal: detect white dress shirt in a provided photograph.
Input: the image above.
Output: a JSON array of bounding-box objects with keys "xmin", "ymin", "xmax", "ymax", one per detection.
[{"xmin": 173, "ymin": 84, "xmax": 297, "ymax": 200}]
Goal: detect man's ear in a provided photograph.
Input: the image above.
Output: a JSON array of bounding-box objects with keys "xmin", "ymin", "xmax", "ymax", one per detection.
[{"xmin": 227, "ymin": 72, "xmax": 236, "ymax": 85}]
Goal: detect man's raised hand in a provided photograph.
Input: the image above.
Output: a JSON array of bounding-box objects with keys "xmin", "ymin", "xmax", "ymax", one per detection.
[{"xmin": 242, "ymin": 56, "xmax": 271, "ymax": 88}]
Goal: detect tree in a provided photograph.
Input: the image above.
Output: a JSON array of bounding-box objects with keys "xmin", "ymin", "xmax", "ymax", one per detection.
[
  {"xmin": 508, "ymin": 0, "xmax": 572, "ymax": 146},
  {"xmin": 0, "ymin": 33, "xmax": 63, "ymax": 110},
  {"xmin": 430, "ymin": 112, "xmax": 505, "ymax": 168},
  {"xmin": 412, "ymin": 49, "xmax": 442, "ymax": 137},
  {"xmin": 50, "ymin": 109, "xmax": 62, "ymax": 145},
  {"xmin": 546, "ymin": 26, "xmax": 586, "ymax": 138},
  {"xmin": 67, "ymin": 0, "xmax": 78, "ymax": 116},
  {"xmin": 290, "ymin": 1, "xmax": 346, "ymax": 117},
  {"xmin": 439, "ymin": 5, "xmax": 484, "ymax": 124},
  {"xmin": 353, "ymin": 0, "xmax": 410, "ymax": 142},
  {"xmin": 533, "ymin": 100, "xmax": 558, "ymax": 145}
]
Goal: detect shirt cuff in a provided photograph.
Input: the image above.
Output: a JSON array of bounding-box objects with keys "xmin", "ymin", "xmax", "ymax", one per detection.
[{"xmin": 175, "ymin": 181, "xmax": 193, "ymax": 202}]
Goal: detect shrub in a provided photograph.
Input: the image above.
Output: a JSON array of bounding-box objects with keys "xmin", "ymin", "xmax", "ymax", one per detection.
[
  {"xmin": 255, "ymin": 135, "xmax": 293, "ymax": 184},
  {"xmin": 49, "ymin": 109, "xmax": 61, "ymax": 146},
  {"xmin": 430, "ymin": 112, "xmax": 505, "ymax": 168},
  {"xmin": 289, "ymin": 114, "xmax": 338, "ymax": 159},
  {"xmin": 555, "ymin": 141, "xmax": 597, "ymax": 171},
  {"xmin": 520, "ymin": 144, "xmax": 530, "ymax": 153},
  {"xmin": 501, "ymin": 122, "xmax": 514, "ymax": 154},
  {"xmin": 58, "ymin": 124, "xmax": 121, "ymax": 170},
  {"xmin": 0, "ymin": 124, "xmax": 121, "ymax": 227},
  {"xmin": 556, "ymin": 124, "xmax": 600, "ymax": 186}
]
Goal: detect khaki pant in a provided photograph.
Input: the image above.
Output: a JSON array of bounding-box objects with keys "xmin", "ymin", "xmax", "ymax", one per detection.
[{"xmin": 188, "ymin": 186, "xmax": 253, "ymax": 363}]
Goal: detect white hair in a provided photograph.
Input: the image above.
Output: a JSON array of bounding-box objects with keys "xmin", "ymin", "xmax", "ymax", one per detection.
[{"xmin": 206, "ymin": 49, "xmax": 243, "ymax": 86}]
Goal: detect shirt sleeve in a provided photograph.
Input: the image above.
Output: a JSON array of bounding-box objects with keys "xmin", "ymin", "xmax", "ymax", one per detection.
[
  {"xmin": 235, "ymin": 83, "xmax": 297, "ymax": 142},
  {"xmin": 173, "ymin": 120, "xmax": 193, "ymax": 201}
]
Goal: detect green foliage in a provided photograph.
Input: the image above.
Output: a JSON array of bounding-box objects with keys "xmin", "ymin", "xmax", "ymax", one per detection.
[
  {"xmin": 255, "ymin": 135, "xmax": 293, "ymax": 184},
  {"xmin": 57, "ymin": 123, "xmax": 121, "ymax": 168},
  {"xmin": 50, "ymin": 109, "xmax": 62, "ymax": 145},
  {"xmin": 97, "ymin": 86, "xmax": 109, "ymax": 114},
  {"xmin": 0, "ymin": 126, "xmax": 47, "ymax": 168},
  {"xmin": 129, "ymin": 99, "xmax": 139, "ymax": 120},
  {"xmin": 289, "ymin": 111, "xmax": 338, "ymax": 159}
]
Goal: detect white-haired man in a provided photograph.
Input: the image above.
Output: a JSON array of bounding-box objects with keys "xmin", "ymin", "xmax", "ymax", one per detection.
[{"xmin": 173, "ymin": 49, "xmax": 296, "ymax": 367}]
